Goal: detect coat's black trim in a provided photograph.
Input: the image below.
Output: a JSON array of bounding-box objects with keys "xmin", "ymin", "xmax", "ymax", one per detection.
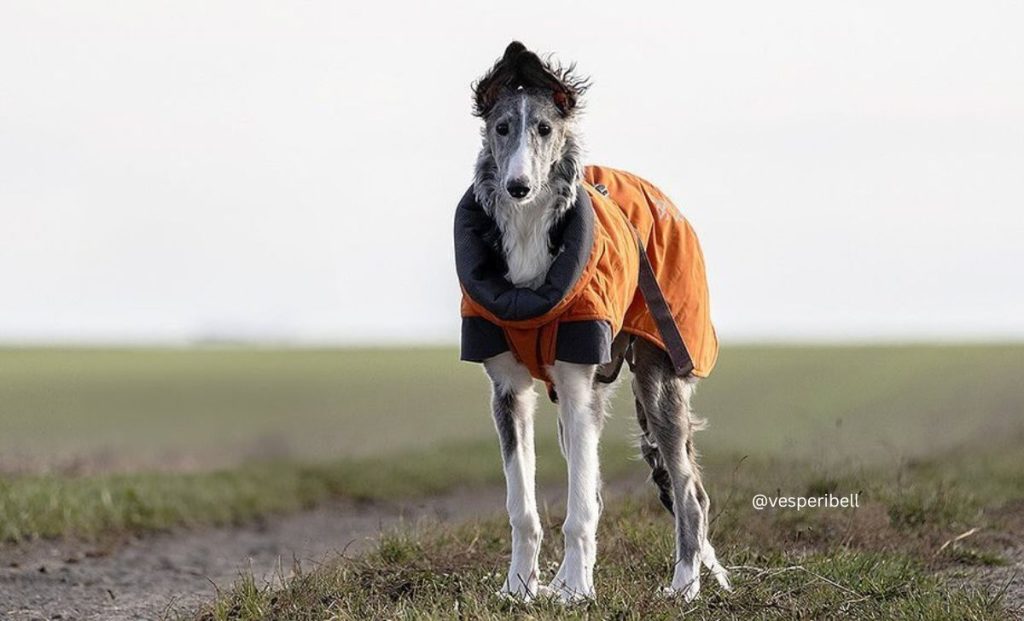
[
  {"xmin": 460, "ymin": 317, "xmax": 509, "ymax": 362},
  {"xmin": 454, "ymin": 185, "xmax": 594, "ymax": 321},
  {"xmin": 555, "ymin": 320, "xmax": 612, "ymax": 365}
]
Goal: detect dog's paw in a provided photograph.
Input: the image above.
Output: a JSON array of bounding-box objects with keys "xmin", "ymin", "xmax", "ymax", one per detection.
[
  {"xmin": 495, "ymin": 590, "xmax": 533, "ymax": 603},
  {"xmin": 662, "ymin": 579, "xmax": 700, "ymax": 603},
  {"xmin": 711, "ymin": 568, "xmax": 732, "ymax": 591},
  {"xmin": 545, "ymin": 579, "xmax": 594, "ymax": 604},
  {"xmin": 701, "ymin": 546, "xmax": 732, "ymax": 591},
  {"xmin": 534, "ymin": 583, "xmax": 556, "ymax": 599},
  {"xmin": 497, "ymin": 583, "xmax": 537, "ymax": 602},
  {"xmin": 495, "ymin": 567, "xmax": 541, "ymax": 602}
]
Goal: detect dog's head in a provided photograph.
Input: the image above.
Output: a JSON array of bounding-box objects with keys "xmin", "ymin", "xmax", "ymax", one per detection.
[{"xmin": 472, "ymin": 42, "xmax": 589, "ymax": 209}]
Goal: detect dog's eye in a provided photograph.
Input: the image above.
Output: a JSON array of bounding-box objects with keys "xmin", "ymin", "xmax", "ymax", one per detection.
[
  {"xmin": 496, "ymin": 123, "xmax": 509, "ymax": 136},
  {"xmin": 538, "ymin": 122, "xmax": 551, "ymax": 136}
]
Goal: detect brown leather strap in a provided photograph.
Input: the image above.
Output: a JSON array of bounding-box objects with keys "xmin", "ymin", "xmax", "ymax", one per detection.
[{"xmin": 634, "ymin": 235, "xmax": 695, "ymax": 377}]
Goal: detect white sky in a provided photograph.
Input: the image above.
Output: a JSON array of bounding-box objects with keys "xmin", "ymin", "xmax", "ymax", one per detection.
[{"xmin": 1, "ymin": 1, "xmax": 1021, "ymax": 344}]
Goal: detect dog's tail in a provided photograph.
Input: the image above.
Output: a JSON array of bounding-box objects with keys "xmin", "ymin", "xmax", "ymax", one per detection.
[{"xmin": 635, "ymin": 397, "xmax": 675, "ymax": 515}]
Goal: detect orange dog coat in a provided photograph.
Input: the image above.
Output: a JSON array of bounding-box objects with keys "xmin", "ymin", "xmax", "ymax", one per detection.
[{"xmin": 455, "ymin": 165, "xmax": 717, "ymax": 385}]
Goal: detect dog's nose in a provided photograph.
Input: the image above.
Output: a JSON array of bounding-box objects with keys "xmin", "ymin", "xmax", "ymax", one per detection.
[{"xmin": 506, "ymin": 181, "xmax": 531, "ymax": 199}]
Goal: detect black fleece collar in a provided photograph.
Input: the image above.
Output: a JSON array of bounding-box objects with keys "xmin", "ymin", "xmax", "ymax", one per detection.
[{"xmin": 454, "ymin": 185, "xmax": 595, "ymax": 322}]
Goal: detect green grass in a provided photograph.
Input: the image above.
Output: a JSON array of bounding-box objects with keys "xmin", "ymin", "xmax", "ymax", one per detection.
[
  {"xmin": 0, "ymin": 438, "xmax": 638, "ymax": 543},
  {"xmin": 193, "ymin": 442, "xmax": 1024, "ymax": 620},
  {"xmin": 212, "ymin": 547, "xmax": 997, "ymax": 620},
  {"xmin": 202, "ymin": 539, "xmax": 998, "ymax": 620}
]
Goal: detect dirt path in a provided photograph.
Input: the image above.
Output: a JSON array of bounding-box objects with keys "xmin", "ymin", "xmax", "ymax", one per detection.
[
  {"xmin": 0, "ymin": 477, "xmax": 647, "ymax": 621},
  {"xmin": 0, "ymin": 488, "xmax": 514, "ymax": 620},
  {"xmin": 941, "ymin": 503, "xmax": 1024, "ymax": 618},
  {"xmin": 989, "ymin": 546, "xmax": 1024, "ymax": 615}
]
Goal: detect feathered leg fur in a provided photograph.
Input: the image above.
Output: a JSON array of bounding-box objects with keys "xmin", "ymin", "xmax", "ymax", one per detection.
[{"xmin": 632, "ymin": 338, "xmax": 730, "ymax": 600}]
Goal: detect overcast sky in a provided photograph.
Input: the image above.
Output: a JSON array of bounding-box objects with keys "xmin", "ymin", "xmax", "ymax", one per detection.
[{"xmin": 1, "ymin": 1, "xmax": 1021, "ymax": 344}]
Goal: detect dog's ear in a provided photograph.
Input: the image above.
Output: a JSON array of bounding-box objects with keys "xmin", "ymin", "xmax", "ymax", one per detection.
[
  {"xmin": 513, "ymin": 48, "xmax": 587, "ymax": 117},
  {"xmin": 473, "ymin": 42, "xmax": 526, "ymax": 118},
  {"xmin": 473, "ymin": 41, "xmax": 589, "ymax": 118},
  {"xmin": 546, "ymin": 64, "xmax": 589, "ymax": 117}
]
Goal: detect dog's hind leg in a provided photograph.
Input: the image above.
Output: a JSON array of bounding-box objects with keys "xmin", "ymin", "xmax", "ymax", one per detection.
[
  {"xmin": 546, "ymin": 361, "xmax": 605, "ymax": 602},
  {"xmin": 635, "ymin": 394, "xmax": 675, "ymax": 514},
  {"xmin": 632, "ymin": 338, "xmax": 729, "ymax": 600},
  {"xmin": 484, "ymin": 352, "xmax": 542, "ymax": 599},
  {"xmin": 692, "ymin": 452, "xmax": 730, "ymax": 590}
]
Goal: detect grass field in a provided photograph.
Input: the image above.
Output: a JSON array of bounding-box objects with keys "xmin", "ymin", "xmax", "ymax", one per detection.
[
  {"xmin": 1, "ymin": 345, "xmax": 1022, "ymax": 543},
  {"xmin": 1, "ymin": 345, "xmax": 1022, "ymax": 618},
  {"xmin": 3, "ymin": 344, "xmax": 1022, "ymax": 471}
]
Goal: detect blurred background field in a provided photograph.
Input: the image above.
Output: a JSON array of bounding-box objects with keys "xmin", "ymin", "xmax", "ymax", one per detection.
[{"xmin": 3, "ymin": 344, "xmax": 1021, "ymax": 476}]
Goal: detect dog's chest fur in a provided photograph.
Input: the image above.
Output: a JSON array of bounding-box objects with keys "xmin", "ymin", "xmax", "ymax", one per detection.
[{"xmin": 493, "ymin": 195, "xmax": 558, "ymax": 289}]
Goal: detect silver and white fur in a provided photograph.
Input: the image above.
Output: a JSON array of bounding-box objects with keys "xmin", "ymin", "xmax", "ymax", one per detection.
[{"xmin": 471, "ymin": 42, "xmax": 729, "ymax": 603}]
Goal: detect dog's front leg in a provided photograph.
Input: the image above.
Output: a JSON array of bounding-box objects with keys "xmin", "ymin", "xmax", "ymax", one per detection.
[
  {"xmin": 546, "ymin": 361, "xmax": 603, "ymax": 602},
  {"xmin": 484, "ymin": 352, "xmax": 541, "ymax": 599}
]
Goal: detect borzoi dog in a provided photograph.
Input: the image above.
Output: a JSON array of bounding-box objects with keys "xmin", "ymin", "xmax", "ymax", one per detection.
[{"xmin": 454, "ymin": 41, "xmax": 730, "ymax": 602}]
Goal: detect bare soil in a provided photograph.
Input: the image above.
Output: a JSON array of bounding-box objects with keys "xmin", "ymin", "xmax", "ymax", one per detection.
[
  {"xmin": 0, "ymin": 475, "xmax": 650, "ymax": 621},
  {"xmin": 989, "ymin": 546, "xmax": 1024, "ymax": 615},
  {"xmin": 0, "ymin": 487, "xmax": 517, "ymax": 620}
]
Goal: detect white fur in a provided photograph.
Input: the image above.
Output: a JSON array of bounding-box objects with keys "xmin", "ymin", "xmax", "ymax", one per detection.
[
  {"xmin": 492, "ymin": 195, "xmax": 557, "ymax": 289},
  {"xmin": 504, "ymin": 97, "xmax": 531, "ymax": 186},
  {"xmin": 546, "ymin": 361, "xmax": 603, "ymax": 601},
  {"xmin": 484, "ymin": 352, "xmax": 542, "ymax": 599},
  {"xmin": 484, "ymin": 356, "xmax": 606, "ymax": 602}
]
